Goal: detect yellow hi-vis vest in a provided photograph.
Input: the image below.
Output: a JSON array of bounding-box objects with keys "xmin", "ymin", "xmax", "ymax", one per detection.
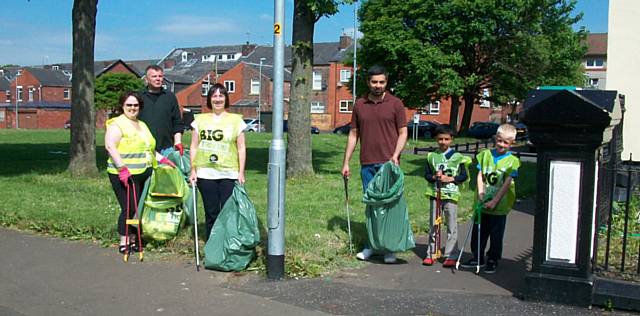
[
  {"xmin": 192, "ymin": 113, "xmax": 242, "ymax": 172},
  {"xmin": 106, "ymin": 115, "xmax": 156, "ymax": 175}
]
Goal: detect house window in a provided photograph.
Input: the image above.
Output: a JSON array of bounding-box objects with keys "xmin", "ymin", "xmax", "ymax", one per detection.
[
  {"xmin": 17, "ymin": 86, "xmax": 23, "ymax": 102},
  {"xmin": 6, "ymin": 90, "xmax": 10, "ymax": 103},
  {"xmin": 429, "ymin": 101, "xmax": 440, "ymax": 115},
  {"xmin": 588, "ymin": 78, "xmax": 599, "ymax": 88},
  {"xmin": 250, "ymin": 79, "xmax": 260, "ymax": 95},
  {"xmin": 201, "ymin": 82, "xmax": 210, "ymax": 96},
  {"xmin": 340, "ymin": 69, "xmax": 351, "ymax": 83},
  {"xmin": 310, "ymin": 101, "xmax": 325, "ymax": 113},
  {"xmin": 181, "ymin": 52, "xmax": 188, "ymax": 62},
  {"xmin": 52, "ymin": 65, "xmax": 59, "ymax": 70},
  {"xmin": 63, "ymin": 88, "xmax": 70, "ymax": 100},
  {"xmin": 218, "ymin": 54, "xmax": 224, "ymax": 60},
  {"xmin": 28, "ymin": 87, "xmax": 34, "ymax": 102},
  {"xmin": 480, "ymin": 88, "xmax": 490, "ymax": 108},
  {"xmin": 312, "ymin": 71, "xmax": 322, "ymax": 90},
  {"xmin": 339, "ymin": 100, "xmax": 354, "ymax": 113},
  {"xmin": 227, "ymin": 54, "xmax": 235, "ymax": 60},
  {"xmin": 0, "ymin": 111, "xmax": 4, "ymax": 122},
  {"xmin": 224, "ymin": 80, "xmax": 235, "ymax": 93},
  {"xmin": 586, "ymin": 58, "xmax": 604, "ymax": 68}
]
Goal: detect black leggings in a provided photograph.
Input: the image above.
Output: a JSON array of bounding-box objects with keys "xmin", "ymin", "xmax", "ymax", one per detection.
[
  {"xmin": 108, "ymin": 168, "xmax": 152, "ymax": 236},
  {"xmin": 196, "ymin": 178, "xmax": 235, "ymax": 240}
]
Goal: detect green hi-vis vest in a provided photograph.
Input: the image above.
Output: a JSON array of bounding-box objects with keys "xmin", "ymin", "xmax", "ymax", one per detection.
[
  {"xmin": 193, "ymin": 113, "xmax": 242, "ymax": 172},
  {"xmin": 476, "ymin": 149, "xmax": 521, "ymax": 215},
  {"xmin": 424, "ymin": 151, "xmax": 472, "ymax": 202},
  {"xmin": 106, "ymin": 115, "xmax": 156, "ymax": 175}
]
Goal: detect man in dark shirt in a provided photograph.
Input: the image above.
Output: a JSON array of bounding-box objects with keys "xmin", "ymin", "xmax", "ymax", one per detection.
[
  {"xmin": 341, "ymin": 65, "xmax": 408, "ymax": 264},
  {"xmin": 138, "ymin": 65, "xmax": 184, "ymax": 154}
]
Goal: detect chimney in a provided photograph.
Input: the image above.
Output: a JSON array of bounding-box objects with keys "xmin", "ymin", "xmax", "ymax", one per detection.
[
  {"xmin": 242, "ymin": 43, "xmax": 257, "ymax": 56},
  {"xmin": 339, "ymin": 34, "xmax": 353, "ymax": 50},
  {"xmin": 163, "ymin": 59, "xmax": 175, "ymax": 70}
]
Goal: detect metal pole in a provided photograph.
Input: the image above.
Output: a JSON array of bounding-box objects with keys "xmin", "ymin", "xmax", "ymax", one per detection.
[
  {"xmin": 258, "ymin": 57, "xmax": 266, "ymax": 133},
  {"xmin": 15, "ymin": 71, "xmax": 20, "ymax": 129},
  {"xmin": 267, "ymin": 0, "xmax": 286, "ymax": 280},
  {"xmin": 352, "ymin": 1, "xmax": 358, "ymax": 105}
]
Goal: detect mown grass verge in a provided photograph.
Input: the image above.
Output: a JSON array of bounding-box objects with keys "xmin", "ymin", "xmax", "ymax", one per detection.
[{"xmin": 0, "ymin": 129, "xmax": 536, "ymax": 277}]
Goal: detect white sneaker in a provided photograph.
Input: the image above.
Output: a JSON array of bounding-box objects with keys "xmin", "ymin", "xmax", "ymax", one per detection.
[
  {"xmin": 356, "ymin": 248, "xmax": 373, "ymax": 261},
  {"xmin": 384, "ymin": 253, "xmax": 397, "ymax": 264}
]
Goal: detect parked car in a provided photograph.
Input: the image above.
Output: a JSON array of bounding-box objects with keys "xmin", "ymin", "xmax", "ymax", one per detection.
[
  {"xmin": 514, "ymin": 122, "xmax": 528, "ymax": 140},
  {"xmin": 406, "ymin": 120, "xmax": 441, "ymax": 139},
  {"xmin": 64, "ymin": 120, "xmax": 71, "ymax": 129},
  {"xmin": 283, "ymin": 120, "xmax": 320, "ymax": 134},
  {"xmin": 243, "ymin": 118, "xmax": 265, "ymax": 133},
  {"xmin": 467, "ymin": 121, "xmax": 499, "ymax": 139},
  {"xmin": 333, "ymin": 123, "xmax": 351, "ymax": 135}
]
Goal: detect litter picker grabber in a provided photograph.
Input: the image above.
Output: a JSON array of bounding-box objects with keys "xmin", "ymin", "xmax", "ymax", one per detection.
[
  {"xmin": 124, "ymin": 181, "xmax": 143, "ymax": 262},
  {"xmin": 342, "ymin": 175, "xmax": 354, "ymax": 254},
  {"xmin": 191, "ymin": 180, "xmax": 201, "ymax": 271},
  {"xmin": 455, "ymin": 201, "xmax": 481, "ymax": 270},
  {"xmin": 428, "ymin": 165, "xmax": 445, "ymax": 261}
]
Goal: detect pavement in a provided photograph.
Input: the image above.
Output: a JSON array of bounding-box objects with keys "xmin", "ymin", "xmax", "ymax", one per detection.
[{"xmin": 0, "ymin": 200, "xmax": 631, "ymax": 315}]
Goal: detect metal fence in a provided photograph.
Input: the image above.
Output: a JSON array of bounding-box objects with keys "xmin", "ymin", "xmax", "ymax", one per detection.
[{"xmin": 413, "ymin": 140, "xmax": 538, "ymax": 159}]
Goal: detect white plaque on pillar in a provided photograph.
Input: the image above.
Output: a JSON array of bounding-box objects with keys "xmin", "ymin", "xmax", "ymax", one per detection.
[{"xmin": 546, "ymin": 160, "xmax": 582, "ymax": 264}]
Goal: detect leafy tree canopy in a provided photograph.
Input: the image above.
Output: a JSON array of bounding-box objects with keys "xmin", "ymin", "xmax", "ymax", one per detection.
[
  {"xmin": 358, "ymin": 0, "xmax": 587, "ymax": 130},
  {"xmin": 95, "ymin": 73, "xmax": 143, "ymax": 110}
]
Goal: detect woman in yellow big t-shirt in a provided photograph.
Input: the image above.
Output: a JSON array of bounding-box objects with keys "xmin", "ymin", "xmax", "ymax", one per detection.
[
  {"xmin": 105, "ymin": 91, "xmax": 176, "ymax": 255},
  {"xmin": 189, "ymin": 83, "xmax": 247, "ymax": 241}
]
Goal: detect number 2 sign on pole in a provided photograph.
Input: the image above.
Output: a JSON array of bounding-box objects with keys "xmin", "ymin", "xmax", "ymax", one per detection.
[{"xmin": 274, "ymin": 23, "xmax": 281, "ymax": 36}]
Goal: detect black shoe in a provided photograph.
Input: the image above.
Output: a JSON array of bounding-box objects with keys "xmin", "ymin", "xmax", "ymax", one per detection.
[
  {"xmin": 118, "ymin": 245, "xmax": 129, "ymax": 255},
  {"xmin": 129, "ymin": 243, "xmax": 139, "ymax": 253},
  {"xmin": 460, "ymin": 258, "xmax": 485, "ymax": 268},
  {"xmin": 484, "ymin": 260, "xmax": 497, "ymax": 274}
]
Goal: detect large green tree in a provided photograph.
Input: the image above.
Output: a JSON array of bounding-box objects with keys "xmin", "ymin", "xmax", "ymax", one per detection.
[
  {"xmin": 358, "ymin": 0, "xmax": 587, "ymax": 133},
  {"xmin": 287, "ymin": 0, "xmax": 352, "ymax": 178},
  {"xmin": 95, "ymin": 73, "xmax": 144, "ymax": 111},
  {"xmin": 68, "ymin": 0, "xmax": 99, "ymax": 176}
]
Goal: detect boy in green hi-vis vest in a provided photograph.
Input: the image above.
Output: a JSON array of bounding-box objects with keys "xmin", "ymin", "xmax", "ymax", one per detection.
[
  {"xmin": 461, "ymin": 124, "xmax": 521, "ymax": 274},
  {"xmin": 423, "ymin": 125, "xmax": 471, "ymax": 267}
]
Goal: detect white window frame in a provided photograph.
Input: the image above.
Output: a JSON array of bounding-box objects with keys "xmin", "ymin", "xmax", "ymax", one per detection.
[
  {"xmin": 63, "ymin": 88, "xmax": 70, "ymax": 100},
  {"xmin": 312, "ymin": 71, "xmax": 322, "ymax": 90},
  {"xmin": 588, "ymin": 78, "xmax": 599, "ymax": 87},
  {"xmin": 28, "ymin": 87, "xmax": 34, "ymax": 102},
  {"xmin": 339, "ymin": 69, "xmax": 351, "ymax": 83},
  {"xmin": 480, "ymin": 88, "xmax": 490, "ymax": 108},
  {"xmin": 585, "ymin": 58, "xmax": 604, "ymax": 69},
  {"xmin": 339, "ymin": 100, "xmax": 353, "ymax": 113},
  {"xmin": 429, "ymin": 101, "xmax": 440, "ymax": 115},
  {"xmin": 310, "ymin": 101, "xmax": 325, "ymax": 113},
  {"xmin": 5, "ymin": 90, "xmax": 10, "ymax": 103},
  {"xmin": 16, "ymin": 86, "xmax": 23, "ymax": 102},
  {"xmin": 52, "ymin": 65, "xmax": 59, "ymax": 70},
  {"xmin": 250, "ymin": 79, "xmax": 260, "ymax": 95},
  {"xmin": 224, "ymin": 80, "xmax": 236, "ymax": 93},
  {"xmin": 201, "ymin": 83, "xmax": 210, "ymax": 96},
  {"xmin": 181, "ymin": 52, "xmax": 188, "ymax": 62}
]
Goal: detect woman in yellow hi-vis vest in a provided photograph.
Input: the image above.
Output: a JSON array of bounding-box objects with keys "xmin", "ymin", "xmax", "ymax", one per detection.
[
  {"xmin": 188, "ymin": 83, "xmax": 247, "ymax": 240},
  {"xmin": 105, "ymin": 92, "xmax": 176, "ymax": 255}
]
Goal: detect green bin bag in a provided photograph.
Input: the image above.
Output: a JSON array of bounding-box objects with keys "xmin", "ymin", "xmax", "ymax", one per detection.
[
  {"xmin": 362, "ymin": 162, "xmax": 415, "ymax": 253},
  {"xmin": 141, "ymin": 166, "xmax": 188, "ymax": 241},
  {"xmin": 204, "ymin": 183, "xmax": 261, "ymax": 272}
]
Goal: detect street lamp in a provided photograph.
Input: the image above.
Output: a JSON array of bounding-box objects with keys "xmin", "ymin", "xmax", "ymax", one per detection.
[
  {"xmin": 352, "ymin": 0, "xmax": 358, "ymax": 106},
  {"xmin": 15, "ymin": 70, "xmax": 21, "ymax": 129},
  {"xmin": 258, "ymin": 57, "xmax": 266, "ymax": 133}
]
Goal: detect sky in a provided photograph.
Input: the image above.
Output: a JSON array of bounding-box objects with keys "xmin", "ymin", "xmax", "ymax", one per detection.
[{"xmin": 0, "ymin": 0, "xmax": 609, "ymax": 66}]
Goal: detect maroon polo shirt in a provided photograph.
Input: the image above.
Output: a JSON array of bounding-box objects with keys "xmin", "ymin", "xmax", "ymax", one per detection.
[{"xmin": 349, "ymin": 92, "xmax": 406, "ymax": 165}]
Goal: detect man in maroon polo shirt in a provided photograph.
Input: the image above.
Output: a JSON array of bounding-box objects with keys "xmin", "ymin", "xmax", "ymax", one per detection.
[{"xmin": 341, "ymin": 65, "xmax": 408, "ymax": 264}]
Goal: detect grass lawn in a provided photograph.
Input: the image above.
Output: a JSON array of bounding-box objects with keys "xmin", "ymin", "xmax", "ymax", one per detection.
[{"xmin": 0, "ymin": 129, "xmax": 536, "ymax": 277}]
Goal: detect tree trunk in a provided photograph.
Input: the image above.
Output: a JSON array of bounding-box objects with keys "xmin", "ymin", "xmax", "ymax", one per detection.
[
  {"xmin": 459, "ymin": 92, "xmax": 476, "ymax": 135},
  {"xmin": 448, "ymin": 96, "xmax": 460, "ymax": 134},
  {"xmin": 286, "ymin": 0, "xmax": 315, "ymax": 178},
  {"xmin": 68, "ymin": 0, "xmax": 98, "ymax": 177}
]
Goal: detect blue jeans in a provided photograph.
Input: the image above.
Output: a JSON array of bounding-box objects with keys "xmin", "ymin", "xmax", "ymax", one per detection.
[{"xmin": 360, "ymin": 163, "xmax": 384, "ymax": 192}]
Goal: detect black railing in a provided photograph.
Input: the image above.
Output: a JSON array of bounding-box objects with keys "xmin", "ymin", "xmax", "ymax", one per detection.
[
  {"xmin": 413, "ymin": 140, "xmax": 538, "ymax": 159},
  {"xmin": 594, "ymin": 159, "xmax": 640, "ymax": 279}
]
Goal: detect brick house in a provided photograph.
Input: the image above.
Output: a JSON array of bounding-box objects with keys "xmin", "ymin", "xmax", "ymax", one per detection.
[{"xmin": 584, "ymin": 33, "xmax": 607, "ymax": 90}]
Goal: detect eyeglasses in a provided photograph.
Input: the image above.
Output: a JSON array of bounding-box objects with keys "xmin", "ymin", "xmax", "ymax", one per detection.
[{"xmin": 124, "ymin": 103, "xmax": 140, "ymax": 107}]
